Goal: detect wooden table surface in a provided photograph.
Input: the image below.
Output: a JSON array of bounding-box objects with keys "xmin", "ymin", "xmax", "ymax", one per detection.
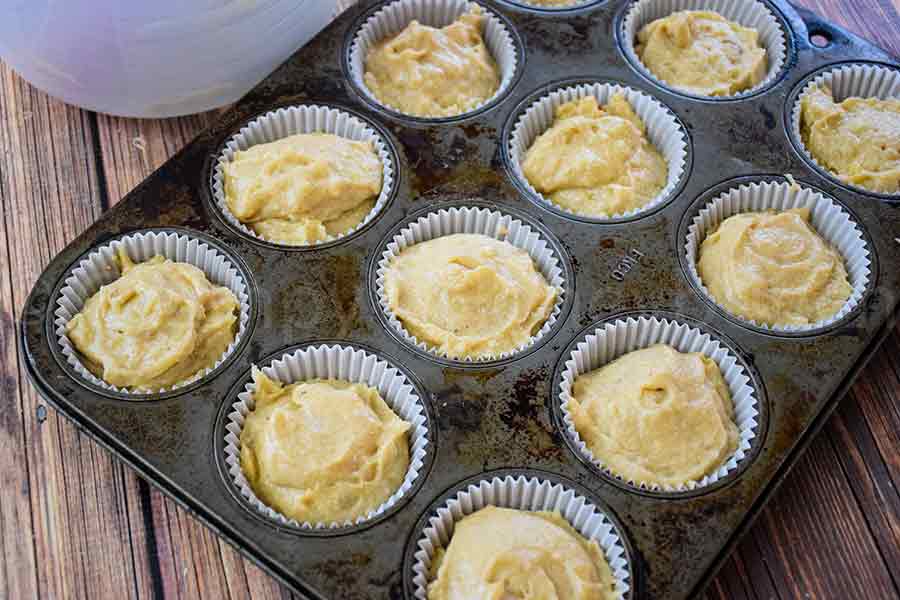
[{"xmin": 1, "ymin": 2, "xmax": 899, "ymax": 599}]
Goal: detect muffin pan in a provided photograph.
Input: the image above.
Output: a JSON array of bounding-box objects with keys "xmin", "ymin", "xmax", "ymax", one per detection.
[{"xmin": 18, "ymin": 1, "xmax": 900, "ymax": 598}]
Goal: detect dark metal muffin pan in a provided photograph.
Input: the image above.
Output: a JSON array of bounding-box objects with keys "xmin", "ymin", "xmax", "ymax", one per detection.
[{"xmin": 18, "ymin": 1, "xmax": 900, "ymax": 598}]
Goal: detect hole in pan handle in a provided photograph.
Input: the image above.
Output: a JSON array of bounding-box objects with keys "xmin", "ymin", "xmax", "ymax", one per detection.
[{"xmin": 801, "ymin": 18, "xmax": 846, "ymax": 50}]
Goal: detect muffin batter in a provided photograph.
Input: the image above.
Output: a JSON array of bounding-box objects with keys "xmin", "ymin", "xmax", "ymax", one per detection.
[
  {"xmin": 66, "ymin": 249, "xmax": 238, "ymax": 391},
  {"xmin": 363, "ymin": 6, "xmax": 500, "ymax": 117},
  {"xmin": 223, "ymin": 132, "xmax": 382, "ymax": 245},
  {"xmin": 521, "ymin": 95, "xmax": 668, "ymax": 218},
  {"xmin": 428, "ymin": 506, "xmax": 616, "ymax": 600},
  {"xmin": 383, "ymin": 233, "xmax": 556, "ymax": 359},
  {"xmin": 800, "ymin": 84, "xmax": 900, "ymax": 193},
  {"xmin": 636, "ymin": 10, "xmax": 768, "ymax": 97},
  {"xmin": 239, "ymin": 370, "xmax": 411, "ymax": 524},
  {"xmin": 698, "ymin": 208, "xmax": 852, "ymax": 326},
  {"xmin": 570, "ymin": 344, "xmax": 739, "ymax": 487}
]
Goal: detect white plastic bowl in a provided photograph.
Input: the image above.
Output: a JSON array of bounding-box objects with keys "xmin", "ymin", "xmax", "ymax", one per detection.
[{"xmin": 0, "ymin": 0, "xmax": 340, "ymax": 117}]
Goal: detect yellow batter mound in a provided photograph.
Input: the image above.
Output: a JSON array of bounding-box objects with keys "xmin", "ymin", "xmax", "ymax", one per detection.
[
  {"xmin": 239, "ymin": 369, "xmax": 411, "ymax": 524},
  {"xmin": 66, "ymin": 249, "xmax": 238, "ymax": 391},
  {"xmin": 570, "ymin": 344, "xmax": 739, "ymax": 487},
  {"xmin": 383, "ymin": 233, "xmax": 556, "ymax": 359},
  {"xmin": 699, "ymin": 208, "xmax": 852, "ymax": 327},
  {"xmin": 521, "ymin": 95, "xmax": 668, "ymax": 218},
  {"xmin": 363, "ymin": 6, "xmax": 500, "ymax": 117},
  {"xmin": 428, "ymin": 506, "xmax": 616, "ymax": 600},
  {"xmin": 223, "ymin": 133, "xmax": 382, "ymax": 245},
  {"xmin": 637, "ymin": 11, "xmax": 767, "ymax": 97},
  {"xmin": 800, "ymin": 84, "xmax": 900, "ymax": 194}
]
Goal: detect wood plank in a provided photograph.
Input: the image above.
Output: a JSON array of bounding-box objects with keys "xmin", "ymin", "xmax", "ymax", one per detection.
[
  {"xmin": 94, "ymin": 111, "xmax": 221, "ymax": 206},
  {"xmin": 94, "ymin": 110, "xmax": 291, "ymax": 600},
  {"xmin": 755, "ymin": 431, "xmax": 896, "ymax": 597},
  {"xmin": 836, "ymin": 348, "xmax": 900, "ymax": 582},
  {"xmin": 705, "ymin": 427, "xmax": 899, "ymax": 600},
  {"xmin": 0, "ymin": 62, "xmax": 146, "ymax": 600},
  {"xmin": 0, "ymin": 69, "xmax": 40, "ymax": 600}
]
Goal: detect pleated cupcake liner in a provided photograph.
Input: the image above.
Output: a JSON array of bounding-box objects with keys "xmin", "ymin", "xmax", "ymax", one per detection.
[
  {"xmin": 685, "ymin": 178, "xmax": 871, "ymax": 332},
  {"xmin": 348, "ymin": 0, "xmax": 519, "ymax": 118},
  {"xmin": 53, "ymin": 230, "xmax": 252, "ymax": 396},
  {"xmin": 212, "ymin": 104, "xmax": 395, "ymax": 246},
  {"xmin": 223, "ymin": 343, "xmax": 430, "ymax": 530},
  {"xmin": 507, "ymin": 81, "xmax": 688, "ymax": 220},
  {"xmin": 410, "ymin": 474, "xmax": 632, "ymax": 599},
  {"xmin": 374, "ymin": 205, "xmax": 567, "ymax": 362},
  {"xmin": 558, "ymin": 315, "xmax": 760, "ymax": 493},
  {"xmin": 620, "ymin": 0, "xmax": 788, "ymax": 98},
  {"xmin": 790, "ymin": 63, "xmax": 900, "ymax": 197}
]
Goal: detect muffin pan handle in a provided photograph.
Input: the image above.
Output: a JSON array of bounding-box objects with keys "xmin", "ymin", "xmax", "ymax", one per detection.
[{"xmin": 792, "ymin": 4, "xmax": 856, "ymax": 50}]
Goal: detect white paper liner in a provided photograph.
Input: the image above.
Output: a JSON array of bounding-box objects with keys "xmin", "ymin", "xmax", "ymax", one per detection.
[
  {"xmin": 211, "ymin": 104, "xmax": 395, "ymax": 246},
  {"xmin": 685, "ymin": 179, "xmax": 872, "ymax": 332},
  {"xmin": 348, "ymin": 0, "xmax": 518, "ymax": 119},
  {"xmin": 507, "ymin": 82, "xmax": 688, "ymax": 220},
  {"xmin": 790, "ymin": 63, "xmax": 900, "ymax": 196},
  {"xmin": 53, "ymin": 230, "xmax": 251, "ymax": 396},
  {"xmin": 621, "ymin": 0, "xmax": 788, "ymax": 98},
  {"xmin": 375, "ymin": 205, "xmax": 567, "ymax": 362},
  {"xmin": 223, "ymin": 343, "xmax": 430, "ymax": 529},
  {"xmin": 410, "ymin": 474, "xmax": 631, "ymax": 599},
  {"xmin": 559, "ymin": 315, "xmax": 760, "ymax": 493}
]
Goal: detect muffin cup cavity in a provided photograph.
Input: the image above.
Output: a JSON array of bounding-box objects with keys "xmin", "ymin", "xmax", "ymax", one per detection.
[
  {"xmin": 53, "ymin": 230, "xmax": 252, "ymax": 397},
  {"xmin": 505, "ymin": 0, "xmax": 600, "ymax": 12},
  {"xmin": 223, "ymin": 343, "xmax": 430, "ymax": 530},
  {"xmin": 348, "ymin": 0, "xmax": 519, "ymax": 120},
  {"xmin": 685, "ymin": 179, "xmax": 872, "ymax": 333},
  {"xmin": 374, "ymin": 205, "xmax": 568, "ymax": 363},
  {"xmin": 507, "ymin": 81, "xmax": 689, "ymax": 221},
  {"xmin": 790, "ymin": 63, "xmax": 900, "ymax": 197},
  {"xmin": 409, "ymin": 474, "xmax": 632, "ymax": 599},
  {"xmin": 211, "ymin": 104, "xmax": 396, "ymax": 247},
  {"xmin": 558, "ymin": 315, "xmax": 761, "ymax": 494},
  {"xmin": 620, "ymin": 0, "xmax": 789, "ymax": 99}
]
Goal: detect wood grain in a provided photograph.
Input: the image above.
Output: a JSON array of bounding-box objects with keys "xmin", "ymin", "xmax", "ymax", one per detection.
[{"xmin": 0, "ymin": 1, "xmax": 898, "ymax": 599}]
